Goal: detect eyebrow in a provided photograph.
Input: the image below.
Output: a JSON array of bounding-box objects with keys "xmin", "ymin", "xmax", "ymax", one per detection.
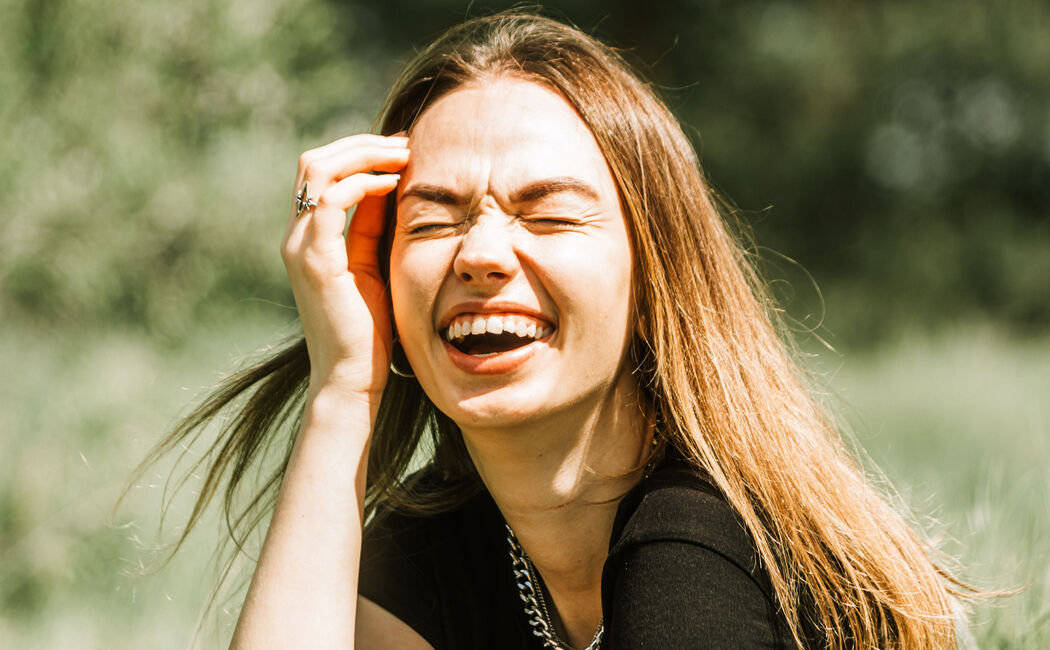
[
  {"xmin": 399, "ymin": 177, "xmax": 601, "ymax": 206},
  {"xmin": 511, "ymin": 177, "xmax": 601, "ymax": 204},
  {"xmin": 399, "ymin": 184, "xmax": 466, "ymax": 205}
]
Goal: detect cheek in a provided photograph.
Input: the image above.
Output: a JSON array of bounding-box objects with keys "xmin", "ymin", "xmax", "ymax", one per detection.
[
  {"xmin": 389, "ymin": 241, "xmax": 451, "ymax": 334},
  {"xmin": 545, "ymin": 240, "xmax": 633, "ymax": 333}
]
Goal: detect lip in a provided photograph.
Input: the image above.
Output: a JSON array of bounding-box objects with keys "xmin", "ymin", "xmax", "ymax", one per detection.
[
  {"xmin": 442, "ymin": 335, "xmax": 551, "ymax": 375},
  {"xmin": 436, "ymin": 300, "xmax": 556, "ymax": 330}
]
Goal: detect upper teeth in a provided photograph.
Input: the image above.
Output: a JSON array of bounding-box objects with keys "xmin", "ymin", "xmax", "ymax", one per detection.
[{"xmin": 445, "ymin": 314, "xmax": 553, "ymax": 342}]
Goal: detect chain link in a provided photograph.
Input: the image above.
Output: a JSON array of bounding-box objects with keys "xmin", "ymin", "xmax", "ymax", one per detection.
[{"xmin": 506, "ymin": 524, "xmax": 604, "ymax": 650}]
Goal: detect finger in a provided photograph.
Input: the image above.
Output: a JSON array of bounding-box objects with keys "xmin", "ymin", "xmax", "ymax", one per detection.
[
  {"xmin": 297, "ymin": 136, "xmax": 409, "ymax": 184},
  {"xmin": 286, "ymin": 147, "xmax": 406, "ymax": 245},
  {"xmin": 302, "ymin": 134, "xmax": 409, "ymax": 164},
  {"xmin": 307, "ymin": 172, "xmax": 400, "ymax": 243},
  {"xmin": 298, "ymin": 145, "xmax": 409, "ymax": 192},
  {"xmin": 284, "ymin": 134, "xmax": 407, "ymax": 261},
  {"xmin": 283, "ymin": 183, "xmax": 318, "ymax": 255},
  {"xmin": 347, "ymin": 194, "xmax": 389, "ymax": 272}
]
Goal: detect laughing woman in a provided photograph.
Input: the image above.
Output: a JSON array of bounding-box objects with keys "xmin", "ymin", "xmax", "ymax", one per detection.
[{"xmin": 140, "ymin": 11, "xmax": 973, "ymax": 650}]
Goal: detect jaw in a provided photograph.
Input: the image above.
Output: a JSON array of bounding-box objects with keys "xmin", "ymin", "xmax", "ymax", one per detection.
[{"xmin": 415, "ymin": 329, "xmax": 560, "ymax": 428}]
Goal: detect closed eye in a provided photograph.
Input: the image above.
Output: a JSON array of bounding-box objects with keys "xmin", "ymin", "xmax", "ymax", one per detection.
[
  {"xmin": 523, "ymin": 216, "xmax": 581, "ymax": 228},
  {"xmin": 407, "ymin": 222, "xmax": 458, "ymax": 235}
]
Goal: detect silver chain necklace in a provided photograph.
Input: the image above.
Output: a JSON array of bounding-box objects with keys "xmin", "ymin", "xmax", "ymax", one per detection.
[{"xmin": 506, "ymin": 524, "xmax": 604, "ymax": 650}]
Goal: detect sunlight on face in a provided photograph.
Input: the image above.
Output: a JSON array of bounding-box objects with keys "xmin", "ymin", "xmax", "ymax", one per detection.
[{"xmin": 390, "ymin": 77, "xmax": 637, "ymax": 429}]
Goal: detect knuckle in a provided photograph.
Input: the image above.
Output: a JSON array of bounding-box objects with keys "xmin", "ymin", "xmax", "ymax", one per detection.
[
  {"xmin": 302, "ymin": 158, "xmax": 331, "ymax": 182},
  {"xmin": 315, "ymin": 192, "xmax": 335, "ymax": 210},
  {"xmin": 343, "ymin": 133, "xmax": 371, "ymax": 146},
  {"xmin": 317, "ymin": 184, "xmax": 357, "ymax": 210}
]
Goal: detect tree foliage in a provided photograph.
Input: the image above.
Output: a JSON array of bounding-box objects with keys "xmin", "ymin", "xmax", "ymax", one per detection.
[
  {"xmin": 0, "ymin": 0, "xmax": 392, "ymax": 339},
  {"xmin": 2, "ymin": 0, "xmax": 1047, "ymax": 343}
]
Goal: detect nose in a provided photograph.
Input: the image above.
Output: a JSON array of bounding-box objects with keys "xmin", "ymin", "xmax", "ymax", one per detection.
[{"xmin": 453, "ymin": 215, "xmax": 519, "ymax": 288}]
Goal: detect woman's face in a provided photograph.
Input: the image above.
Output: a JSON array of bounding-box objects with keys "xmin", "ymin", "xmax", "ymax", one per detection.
[{"xmin": 390, "ymin": 77, "xmax": 637, "ymax": 428}]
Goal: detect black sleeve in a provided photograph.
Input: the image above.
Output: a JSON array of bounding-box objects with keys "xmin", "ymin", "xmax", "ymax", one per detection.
[
  {"xmin": 604, "ymin": 539, "xmax": 785, "ymax": 649},
  {"xmin": 358, "ymin": 511, "xmax": 445, "ymax": 647}
]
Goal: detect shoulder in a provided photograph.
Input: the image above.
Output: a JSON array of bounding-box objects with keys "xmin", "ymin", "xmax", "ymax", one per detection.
[
  {"xmin": 601, "ymin": 455, "xmax": 794, "ymax": 648},
  {"xmin": 361, "ymin": 467, "xmax": 494, "ymax": 587},
  {"xmin": 609, "ymin": 456, "xmax": 759, "ymax": 575},
  {"xmin": 358, "ymin": 469, "xmax": 489, "ymax": 649},
  {"xmin": 359, "ymin": 469, "xmax": 533, "ymax": 650}
]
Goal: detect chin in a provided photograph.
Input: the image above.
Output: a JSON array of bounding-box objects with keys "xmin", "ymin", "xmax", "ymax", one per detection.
[{"xmin": 430, "ymin": 383, "xmax": 564, "ymax": 430}]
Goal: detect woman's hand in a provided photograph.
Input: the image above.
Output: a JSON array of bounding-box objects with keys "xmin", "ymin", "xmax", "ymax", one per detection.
[
  {"xmin": 281, "ymin": 134, "xmax": 408, "ymax": 399},
  {"xmin": 231, "ymin": 137, "xmax": 410, "ymax": 649}
]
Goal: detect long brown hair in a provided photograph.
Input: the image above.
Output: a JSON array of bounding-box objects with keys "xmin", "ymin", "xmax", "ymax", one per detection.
[{"xmin": 129, "ymin": 9, "xmax": 973, "ymax": 648}]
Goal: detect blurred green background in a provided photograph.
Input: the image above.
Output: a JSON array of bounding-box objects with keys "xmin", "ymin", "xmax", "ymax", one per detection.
[{"xmin": 1, "ymin": 0, "xmax": 1047, "ymax": 647}]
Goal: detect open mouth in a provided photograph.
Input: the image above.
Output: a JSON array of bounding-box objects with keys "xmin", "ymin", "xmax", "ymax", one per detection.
[{"xmin": 444, "ymin": 314, "xmax": 553, "ymax": 357}]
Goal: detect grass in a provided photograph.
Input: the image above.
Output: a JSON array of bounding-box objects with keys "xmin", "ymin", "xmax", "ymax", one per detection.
[
  {"xmin": 1, "ymin": 317, "xmax": 1046, "ymax": 648},
  {"xmin": 817, "ymin": 326, "xmax": 1050, "ymax": 647},
  {"xmin": 0, "ymin": 314, "xmax": 290, "ymax": 649}
]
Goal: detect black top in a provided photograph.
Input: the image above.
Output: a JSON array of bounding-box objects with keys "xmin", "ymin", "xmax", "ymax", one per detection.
[{"xmin": 359, "ymin": 456, "xmax": 797, "ymax": 649}]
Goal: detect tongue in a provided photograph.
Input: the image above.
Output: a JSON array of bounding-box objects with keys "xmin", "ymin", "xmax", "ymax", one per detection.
[{"xmin": 463, "ymin": 332, "xmax": 532, "ymax": 355}]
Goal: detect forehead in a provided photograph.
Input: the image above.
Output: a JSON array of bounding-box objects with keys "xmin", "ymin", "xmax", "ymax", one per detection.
[{"xmin": 405, "ymin": 77, "xmax": 612, "ymax": 189}]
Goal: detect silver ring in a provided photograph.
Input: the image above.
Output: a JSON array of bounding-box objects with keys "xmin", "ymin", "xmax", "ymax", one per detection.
[{"xmin": 295, "ymin": 182, "xmax": 317, "ymax": 217}]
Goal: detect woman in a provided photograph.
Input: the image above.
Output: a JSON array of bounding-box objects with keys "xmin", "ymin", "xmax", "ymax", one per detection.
[{"xmin": 141, "ymin": 11, "xmax": 970, "ymax": 649}]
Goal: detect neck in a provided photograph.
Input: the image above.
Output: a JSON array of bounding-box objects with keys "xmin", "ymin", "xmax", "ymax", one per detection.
[{"xmin": 458, "ymin": 372, "xmax": 653, "ymax": 646}]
